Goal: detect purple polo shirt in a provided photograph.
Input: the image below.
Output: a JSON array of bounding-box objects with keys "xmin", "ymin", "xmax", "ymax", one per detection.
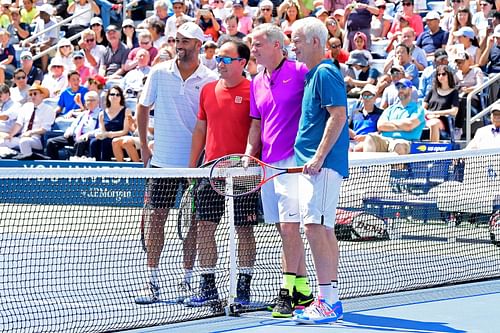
[{"xmin": 250, "ymin": 59, "xmax": 308, "ymax": 163}]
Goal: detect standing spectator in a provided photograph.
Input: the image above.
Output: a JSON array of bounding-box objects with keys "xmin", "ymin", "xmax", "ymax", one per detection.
[
  {"xmin": 134, "ymin": 22, "xmax": 218, "ymax": 305},
  {"xmin": 19, "ymin": 51, "xmax": 43, "ymax": 86},
  {"xmin": 466, "ymin": 103, "xmax": 500, "ymax": 149},
  {"xmin": 349, "ymin": 84, "xmax": 383, "ymax": 151},
  {"xmin": 371, "ymin": 0, "xmax": 391, "ymax": 40},
  {"xmin": 345, "ymin": 0, "xmax": 379, "ymax": 51},
  {"xmin": 291, "ymin": 17, "xmax": 348, "ymax": 324},
  {"xmin": 472, "ymin": 0, "xmax": 494, "ymax": 43},
  {"xmin": 29, "ymin": 4, "xmax": 58, "ymax": 72},
  {"xmin": 46, "ymin": 91, "xmax": 101, "ymax": 160},
  {"xmin": 423, "ymin": 65, "xmax": 459, "ymax": 142},
  {"xmin": 42, "ymin": 59, "xmax": 68, "ymax": 98},
  {"xmin": 90, "ymin": 86, "xmax": 132, "ymax": 161},
  {"xmin": 90, "ymin": 16, "xmax": 109, "ymax": 47},
  {"xmin": 79, "ymin": 29, "xmax": 106, "ymax": 74},
  {"xmin": 165, "ymin": 0, "xmax": 193, "ymax": 39},
  {"xmin": 99, "ymin": 25, "xmax": 131, "ymax": 79},
  {"xmin": 66, "ymin": 0, "xmax": 100, "ymax": 37},
  {"xmin": 1, "ymin": 84, "xmax": 55, "ymax": 159},
  {"xmin": 232, "ymin": 0, "xmax": 253, "ymax": 35},
  {"xmin": 388, "ymin": 0, "xmax": 423, "ymax": 38},
  {"xmin": 10, "ymin": 69, "xmax": 30, "ymax": 104},
  {"xmin": 416, "ymin": 11, "xmax": 449, "ymax": 55},
  {"xmin": 0, "ymin": 30, "xmax": 16, "ymax": 84},
  {"xmin": 0, "ymin": 84, "xmax": 20, "ymax": 138},
  {"xmin": 196, "ymin": 6, "xmax": 221, "ymax": 42},
  {"xmin": 479, "ymin": 21, "xmax": 500, "ymax": 75},
  {"xmin": 363, "ymin": 79, "xmax": 425, "ymax": 154},
  {"xmin": 210, "ymin": 0, "xmax": 229, "ymax": 21}
]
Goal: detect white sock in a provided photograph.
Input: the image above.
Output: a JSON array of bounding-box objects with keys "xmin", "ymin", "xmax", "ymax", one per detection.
[
  {"xmin": 331, "ymin": 280, "xmax": 339, "ymax": 304},
  {"xmin": 149, "ymin": 267, "xmax": 159, "ymax": 287},
  {"xmin": 239, "ymin": 267, "xmax": 253, "ymax": 276},
  {"xmin": 319, "ymin": 284, "xmax": 333, "ymax": 304},
  {"xmin": 184, "ymin": 269, "xmax": 193, "ymax": 284}
]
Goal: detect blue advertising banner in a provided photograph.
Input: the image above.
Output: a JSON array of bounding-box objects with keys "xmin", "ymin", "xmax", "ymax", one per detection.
[
  {"xmin": 410, "ymin": 142, "xmax": 453, "ymax": 154},
  {"xmin": 0, "ymin": 160, "xmax": 146, "ymax": 207}
]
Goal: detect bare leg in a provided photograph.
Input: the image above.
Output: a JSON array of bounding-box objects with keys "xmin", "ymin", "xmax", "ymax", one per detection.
[
  {"xmin": 197, "ymin": 220, "xmax": 218, "ymax": 268},
  {"xmin": 112, "ymin": 138, "xmax": 125, "ymax": 162},
  {"xmin": 123, "ymin": 138, "xmax": 141, "ymax": 162},
  {"xmin": 236, "ymin": 225, "xmax": 256, "ymax": 268},
  {"xmin": 146, "ymin": 208, "xmax": 168, "ymax": 268}
]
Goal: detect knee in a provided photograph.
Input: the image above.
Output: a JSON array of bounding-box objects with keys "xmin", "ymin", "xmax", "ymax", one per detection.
[
  {"xmin": 393, "ymin": 143, "xmax": 409, "ymax": 155},
  {"xmin": 279, "ymin": 223, "xmax": 300, "ymax": 240}
]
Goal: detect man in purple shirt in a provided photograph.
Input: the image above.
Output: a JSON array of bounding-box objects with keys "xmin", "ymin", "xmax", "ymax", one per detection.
[{"xmin": 245, "ymin": 23, "xmax": 313, "ymax": 318}]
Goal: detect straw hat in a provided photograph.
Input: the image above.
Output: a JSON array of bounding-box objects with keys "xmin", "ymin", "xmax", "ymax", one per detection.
[{"xmin": 29, "ymin": 83, "xmax": 50, "ymax": 99}]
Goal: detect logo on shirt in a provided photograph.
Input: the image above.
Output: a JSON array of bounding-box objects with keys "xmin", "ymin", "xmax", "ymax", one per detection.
[
  {"xmin": 234, "ymin": 96, "xmax": 243, "ymax": 104},
  {"xmin": 282, "ymin": 78, "xmax": 292, "ymax": 84}
]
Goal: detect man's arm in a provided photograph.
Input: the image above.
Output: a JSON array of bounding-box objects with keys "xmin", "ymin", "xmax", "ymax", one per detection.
[
  {"xmin": 189, "ymin": 119, "xmax": 207, "ymax": 168},
  {"xmin": 303, "ymin": 106, "xmax": 346, "ymax": 175},
  {"xmin": 244, "ymin": 118, "xmax": 262, "ymax": 157},
  {"xmin": 136, "ymin": 103, "xmax": 151, "ymax": 166}
]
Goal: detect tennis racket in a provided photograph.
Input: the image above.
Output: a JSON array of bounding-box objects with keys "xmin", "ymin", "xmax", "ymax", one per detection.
[{"xmin": 209, "ymin": 154, "xmax": 303, "ymax": 197}]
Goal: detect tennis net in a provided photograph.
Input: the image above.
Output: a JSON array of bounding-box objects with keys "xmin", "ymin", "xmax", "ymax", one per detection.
[{"xmin": 0, "ymin": 148, "xmax": 499, "ymax": 332}]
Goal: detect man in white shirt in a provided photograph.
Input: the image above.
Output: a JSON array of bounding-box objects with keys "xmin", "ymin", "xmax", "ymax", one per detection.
[
  {"xmin": 466, "ymin": 103, "xmax": 500, "ymax": 149},
  {"xmin": 164, "ymin": 0, "xmax": 195, "ymax": 39},
  {"xmin": 0, "ymin": 84, "xmax": 20, "ymax": 138},
  {"xmin": 79, "ymin": 27, "xmax": 106, "ymax": 74}
]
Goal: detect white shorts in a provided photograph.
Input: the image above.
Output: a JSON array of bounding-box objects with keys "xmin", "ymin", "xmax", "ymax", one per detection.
[
  {"xmin": 260, "ymin": 155, "xmax": 300, "ymax": 224},
  {"xmin": 298, "ymin": 168, "xmax": 343, "ymax": 229}
]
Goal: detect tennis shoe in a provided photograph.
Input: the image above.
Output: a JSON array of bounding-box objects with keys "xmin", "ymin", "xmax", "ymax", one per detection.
[
  {"xmin": 134, "ymin": 282, "xmax": 160, "ymax": 305},
  {"xmin": 176, "ymin": 281, "xmax": 193, "ymax": 304},
  {"xmin": 271, "ymin": 288, "xmax": 293, "ymax": 318},
  {"xmin": 184, "ymin": 288, "xmax": 219, "ymax": 307},
  {"xmin": 293, "ymin": 290, "xmax": 314, "ymax": 308},
  {"xmin": 294, "ymin": 298, "xmax": 341, "ymax": 324},
  {"xmin": 234, "ymin": 273, "xmax": 252, "ymax": 305}
]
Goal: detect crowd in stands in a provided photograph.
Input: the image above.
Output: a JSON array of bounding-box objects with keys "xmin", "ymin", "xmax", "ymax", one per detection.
[{"xmin": 0, "ymin": 0, "xmax": 498, "ymax": 160}]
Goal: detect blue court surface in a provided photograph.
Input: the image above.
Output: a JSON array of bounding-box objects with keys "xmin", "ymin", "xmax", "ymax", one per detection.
[{"xmin": 123, "ymin": 279, "xmax": 500, "ymax": 333}]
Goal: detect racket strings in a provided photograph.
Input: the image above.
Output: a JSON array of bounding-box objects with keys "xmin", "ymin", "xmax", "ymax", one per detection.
[{"xmin": 210, "ymin": 156, "xmax": 264, "ymax": 196}]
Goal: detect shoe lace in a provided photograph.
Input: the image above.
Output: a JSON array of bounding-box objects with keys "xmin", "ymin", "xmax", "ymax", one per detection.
[{"xmin": 304, "ymin": 299, "xmax": 331, "ymax": 316}]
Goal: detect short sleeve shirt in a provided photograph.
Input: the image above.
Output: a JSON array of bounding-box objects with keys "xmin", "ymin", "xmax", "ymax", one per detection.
[
  {"xmin": 379, "ymin": 101, "xmax": 425, "ymax": 140},
  {"xmin": 295, "ymin": 59, "xmax": 349, "ymax": 177},
  {"xmin": 102, "ymin": 43, "xmax": 130, "ymax": 76}
]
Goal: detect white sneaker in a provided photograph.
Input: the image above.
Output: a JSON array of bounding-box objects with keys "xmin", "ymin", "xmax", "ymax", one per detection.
[
  {"xmin": 293, "ymin": 298, "xmax": 341, "ymax": 324},
  {"xmin": 134, "ymin": 282, "xmax": 160, "ymax": 304},
  {"xmin": 176, "ymin": 281, "xmax": 193, "ymax": 304}
]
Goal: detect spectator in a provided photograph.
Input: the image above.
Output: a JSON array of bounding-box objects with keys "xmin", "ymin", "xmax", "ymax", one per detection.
[
  {"xmin": 148, "ymin": 19, "xmax": 168, "ymax": 50},
  {"xmin": 100, "ymin": 25, "xmax": 131, "ymax": 79},
  {"xmin": 423, "ymin": 65, "xmax": 459, "ymax": 142},
  {"xmin": 29, "ymin": 4, "xmax": 58, "ymax": 72},
  {"xmin": 0, "ymin": 2, "xmax": 11, "ymax": 29},
  {"xmin": 479, "ymin": 21, "xmax": 500, "ymax": 75},
  {"xmin": 196, "ymin": 6, "xmax": 221, "ymax": 42},
  {"xmin": 315, "ymin": 7, "xmax": 329, "ymax": 23},
  {"xmin": 210, "ymin": 0, "xmax": 229, "ymax": 21},
  {"xmin": 123, "ymin": 49, "xmax": 151, "ymax": 98},
  {"xmin": 418, "ymin": 48, "xmax": 455, "ymax": 98},
  {"xmin": 386, "ymin": 27, "xmax": 427, "ymax": 70},
  {"xmin": 72, "ymin": 50, "xmax": 93, "ymax": 85},
  {"xmin": 349, "ymin": 84, "xmax": 383, "ymax": 151},
  {"xmin": 466, "ymin": 103, "xmax": 500, "ymax": 149},
  {"xmin": 42, "ymin": 59, "xmax": 68, "ymax": 98},
  {"xmin": 379, "ymin": 64, "xmax": 418, "ymax": 108},
  {"xmin": 111, "ymin": 113, "xmax": 147, "ymax": 162},
  {"xmin": 19, "ymin": 51, "xmax": 43, "ymax": 86},
  {"xmin": 79, "ymin": 29, "xmax": 106, "ymax": 73},
  {"xmin": 145, "ymin": 0, "xmax": 169, "ymax": 25},
  {"xmin": 345, "ymin": 50, "xmax": 380, "ymax": 97},
  {"xmin": 20, "ymin": 0, "xmax": 37, "ymax": 25},
  {"xmin": 344, "ymin": 0, "xmax": 378, "ymax": 51},
  {"xmin": 258, "ymin": 0, "xmax": 279, "ymax": 25},
  {"xmin": 121, "ymin": 18, "xmax": 139, "ymax": 50},
  {"xmin": 199, "ymin": 41, "xmax": 217, "ymax": 70},
  {"xmin": 328, "ymin": 37, "xmax": 349, "ymax": 66},
  {"xmin": 54, "ymin": 38, "xmax": 75, "ymax": 71},
  {"xmin": 1, "ymin": 84, "xmax": 55, "ymax": 159},
  {"xmin": 452, "ymin": 27, "xmax": 480, "ymax": 63},
  {"xmin": 6, "ymin": 7, "xmax": 29, "ymax": 44},
  {"xmin": 351, "ymin": 31, "xmax": 373, "ymax": 63},
  {"xmin": 454, "ymin": 51, "xmax": 484, "ymax": 139},
  {"xmin": 55, "ymin": 70, "xmax": 89, "ymax": 128},
  {"xmin": 279, "ymin": 0, "xmax": 302, "ymax": 32},
  {"xmin": 126, "ymin": 30, "xmax": 158, "ymax": 70},
  {"xmin": 388, "ymin": 0, "xmax": 423, "ymax": 38},
  {"xmin": 10, "ymin": 69, "xmax": 30, "ymax": 104},
  {"xmin": 46, "ymin": 91, "xmax": 101, "ymax": 160},
  {"xmin": 325, "ymin": 16, "xmax": 345, "ymax": 43},
  {"xmin": 363, "ymin": 78, "xmax": 425, "ymax": 154},
  {"xmin": 446, "ymin": 7, "xmax": 478, "ymax": 46},
  {"xmin": 219, "ymin": 15, "xmax": 246, "ymax": 45},
  {"xmin": 371, "ymin": 0, "xmax": 392, "ymax": 40},
  {"xmin": 90, "ymin": 86, "xmax": 132, "ymax": 161},
  {"xmin": 151, "ymin": 45, "xmax": 174, "ymax": 66},
  {"xmin": 416, "ymin": 11, "xmax": 449, "ymax": 55},
  {"xmin": 472, "ymin": 0, "xmax": 494, "ymax": 43},
  {"xmin": 0, "ymin": 83, "xmax": 20, "ymax": 138},
  {"xmin": 0, "ymin": 29, "xmax": 16, "ymax": 84},
  {"xmin": 85, "ymin": 75, "xmax": 106, "ymax": 107},
  {"xmin": 165, "ymin": 0, "xmax": 193, "ymax": 39},
  {"xmin": 384, "ymin": 43, "xmax": 420, "ymax": 88},
  {"xmin": 441, "ymin": 0, "xmax": 469, "ymax": 33},
  {"xmin": 232, "ymin": 0, "xmax": 253, "ymax": 35},
  {"xmin": 66, "ymin": 0, "xmax": 100, "ymax": 37},
  {"xmin": 333, "ymin": 9, "xmax": 345, "ymax": 28},
  {"xmin": 90, "ymin": 16, "xmax": 109, "ymax": 47}
]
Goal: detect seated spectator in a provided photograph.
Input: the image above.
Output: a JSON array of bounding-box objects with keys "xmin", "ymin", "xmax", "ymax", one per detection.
[
  {"xmin": 27, "ymin": 4, "xmax": 58, "ymax": 72},
  {"xmin": 446, "ymin": 7, "xmax": 478, "ymax": 46},
  {"xmin": 126, "ymin": 30, "xmax": 158, "ymax": 70},
  {"xmin": 385, "ymin": 27, "xmax": 427, "ymax": 71},
  {"xmin": 371, "ymin": 0, "xmax": 391, "ymax": 40},
  {"xmin": 42, "ymin": 59, "xmax": 68, "ymax": 98},
  {"xmin": 479, "ymin": 21, "xmax": 500, "ymax": 75},
  {"xmin": 351, "ymin": 31, "xmax": 373, "ymax": 63},
  {"xmin": 111, "ymin": 113, "xmax": 143, "ymax": 162},
  {"xmin": 72, "ymin": 51, "xmax": 93, "ymax": 85},
  {"xmin": 90, "ymin": 16, "xmax": 109, "ymax": 47},
  {"xmin": 315, "ymin": 7, "xmax": 330, "ymax": 23},
  {"xmin": 452, "ymin": 27, "xmax": 480, "ymax": 63},
  {"xmin": 349, "ymin": 84, "xmax": 383, "ymax": 151},
  {"xmin": 55, "ymin": 70, "xmax": 89, "ymax": 129},
  {"xmin": 19, "ymin": 51, "xmax": 43, "ymax": 86},
  {"xmin": 0, "ymin": 29, "xmax": 16, "ymax": 85},
  {"xmin": 199, "ymin": 41, "xmax": 217, "ymax": 71},
  {"xmin": 123, "ymin": 49, "xmax": 151, "ymax": 98},
  {"xmin": 384, "ymin": 43, "xmax": 420, "ymax": 88},
  {"xmin": 54, "ymin": 38, "xmax": 75, "ymax": 71},
  {"xmin": 418, "ymin": 49, "xmax": 456, "ymax": 98},
  {"xmin": 328, "ymin": 37, "xmax": 349, "ymax": 65},
  {"xmin": 99, "ymin": 25, "xmax": 131, "ymax": 80},
  {"xmin": 379, "ymin": 65, "xmax": 419, "ymax": 109},
  {"xmin": 388, "ymin": 0, "xmax": 423, "ymax": 38},
  {"xmin": 440, "ymin": 0, "xmax": 469, "ymax": 33},
  {"xmin": 257, "ymin": 0, "xmax": 279, "ymax": 25},
  {"xmin": 0, "ymin": 84, "xmax": 55, "ymax": 159},
  {"xmin": 231, "ymin": 0, "xmax": 253, "ymax": 35},
  {"xmin": 144, "ymin": 0, "xmax": 169, "ymax": 26},
  {"xmin": 0, "ymin": 84, "xmax": 21, "ymax": 139},
  {"xmin": 416, "ymin": 11, "xmax": 449, "ymax": 56},
  {"xmin": 345, "ymin": 50, "xmax": 380, "ymax": 97},
  {"xmin": 210, "ymin": 0, "xmax": 229, "ymax": 21},
  {"xmin": 422, "ymin": 65, "xmax": 459, "ymax": 142},
  {"xmin": 121, "ymin": 19, "xmax": 139, "ymax": 50},
  {"xmin": 89, "ymin": 86, "xmax": 132, "ymax": 161},
  {"xmin": 6, "ymin": 7, "xmax": 29, "ymax": 45},
  {"xmin": 148, "ymin": 19, "xmax": 168, "ymax": 50},
  {"xmin": 454, "ymin": 51, "xmax": 484, "ymax": 139},
  {"xmin": 325, "ymin": 15, "xmax": 345, "ymax": 43},
  {"xmin": 46, "ymin": 91, "xmax": 101, "ymax": 160},
  {"xmin": 10, "ymin": 69, "xmax": 30, "ymax": 104},
  {"xmin": 165, "ymin": 0, "xmax": 194, "ymax": 39},
  {"xmin": 279, "ymin": 0, "xmax": 302, "ymax": 32},
  {"xmin": 196, "ymin": 6, "xmax": 221, "ymax": 42},
  {"xmin": 466, "ymin": 103, "xmax": 500, "ymax": 149},
  {"xmin": 66, "ymin": 0, "xmax": 100, "ymax": 38},
  {"xmin": 363, "ymin": 79, "xmax": 425, "ymax": 154},
  {"xmin": 79, "ymin": 29, "xmax": 106, "ymax": 74},
  {"xmin": 333, "ymin": 9, "xmax": 345, "ymax": 28}
]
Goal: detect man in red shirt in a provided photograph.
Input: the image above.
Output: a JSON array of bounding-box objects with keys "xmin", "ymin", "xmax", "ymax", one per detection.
[{"xmin": 186, "ymin": 38, "xmax": 258, "ymax": 307}]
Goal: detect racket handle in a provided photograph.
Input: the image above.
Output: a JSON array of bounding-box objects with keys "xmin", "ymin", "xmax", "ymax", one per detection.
[{"xmin": 287, "ymin": 167, "xmax": 304, "ymax": 174}]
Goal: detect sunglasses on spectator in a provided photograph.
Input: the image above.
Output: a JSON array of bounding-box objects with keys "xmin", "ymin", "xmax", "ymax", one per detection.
[
  {"xmin": 85, "ymin": 38, "xmax": 95, "ymax": 42},
  {"xmin": 29, "ymin": 92, "xmax": 40, "ymax": 97},
  {"xmin": 60, "ymin": 45, "xmax": 71, "ymax": 48},
  {"xmin": 51, "ymin": 65, "xmax": 63, "ymax": 68},
  {"xmin": 140, "ymin": 40, "xmax": 151, "ymax": 45},
  {"xmin": 215, "ymin": 56, "xmax": 243, "ymax": 64},
  {"xmin": 260, "ymin": 7, "xmax": 272, "ymax": 11},
  {"xmin": 168, "ymin": 38, "xmax": 175, "ymax": 43},
  {"xmin": 326, "ymin": 20, "xmax": 337, "ymax": 26},
  {"xmin": 15, "ymin": 76, "xmax": 26, "ymax": 80},
  {"xmin": 480, "ymin": 2, "xmax": 490, "ymax": 6},
  {"xmin": 361, "ymin": 94, "xmax": 374, "ymax": 99},
  {"xmin": 108, "ymin": 93, "xmax": 121, "ymax": 97},
  {"xmin": 402, "ymin": 2, "xmax": 412, "ymax": 6},
  {"xmin": 74, "ymin": 56, "xmax": 84, "ymax": 60},
  {"xmin": 330, "ymin": 44, "xmax": 341, "ymax": 48},
  {"xmin": 437, "ymin": 72, "xmax": 447, "ymax": 77},
  {"xmin": 91, "ymin": 23, "xmax": 101, "ymax": 27},
  {"xmin": 213, "ymin": 0, "xmax": 222, "ymax": 3},
  {"xmin": 86, "ymin": 99, "xmax": 98, "ymax": 102},
  {"xmin": 123, "ymin": 25, "xmax": 134, "ymax": 28},
  {"xmin": 21, "ymin": 56, "xmax": 32, "ymax": 60}
]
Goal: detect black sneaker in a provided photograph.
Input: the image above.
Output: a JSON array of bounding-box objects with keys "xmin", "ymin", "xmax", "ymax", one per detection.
[
  {"xmin": 293, "ymin": 289, "xmax": 314, "ymax": 308},
  {"xmin": 271, "ymin": 288, "xmax": 293, "ymax": 318},
  {"xmin": 134, "ymin": 282, "xmax": 160, "ymax": 305},
  {"xmin": 184, "ymin": 273, "xmax": 219, "ymax": 307},
  {"xmin": 234, "ymin": 273, "xmax": 251, "ymax": 305}
]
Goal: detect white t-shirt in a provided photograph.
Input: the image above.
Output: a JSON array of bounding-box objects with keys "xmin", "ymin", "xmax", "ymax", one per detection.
[
  {"xmin": 72, "ymin": 3, "xmax": 93, "ymax": 26},
  {"xmin": 139, "ymin": 59, "xmax": 218, "ymax": 167},
  {"xmin": 165, "ymin": 14, "xmax": 195, "ymax": 38}
]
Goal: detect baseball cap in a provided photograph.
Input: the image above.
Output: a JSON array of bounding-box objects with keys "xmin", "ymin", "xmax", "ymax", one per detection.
[
  {"xmin": 434, "ymin": 48, "xmax": 448, "ymax": 61},
  {"xmin": 424, "ymin": 11, "xmax": 441, "ymax": 21},
  {"xmin": 39, "ymin": 4, "xmax": 53, "ymax": 15},
  {"xmin": 395, "ymin": 78, "xmax": 413, "ymax": 89},
  {"xmin": 390, "ymin": 65, "xmax": 405, "ymax": 74},
  {"xmin": 106, "ymin": 25, "xmax": 119, "ymax": 33},
  {"xmin": 20, "ymin": 50, "xmax": 33, "ymax": 60},
  {"xmin": 90, "ymin": 17, "xmax": 103, "ymax": 26},
  {"xmin": 57, "ymin": 38, "xmax": 72, "ymax": 48},
  {"xmin": 360, "ymin": 84, "xmax": 378, "ymax": 96},
  {"xmin": 177, "ymin": 22, "xmax": 205, "ymax": 42},
  {"xmin": 73, "ymin": 50, "xmax": 85, "ymax": 59},
  {"xmin": 333, "ymin": 9, "xmax": 344, "ymax": 17},
  {"xmin": 49, "ymin": 57, "xmax": 65, "ymax": 70},
  {"xmin": 346, "ymin": 50, "xmax": 369, "ymax": 67},
  {"xmin": 91, "ymin": 74, "xmax": 107, "ymax": 86},
  {"xmin": 490, "ymin": 103, "xmax": 500, "ymax": 114},
  {"xmin": 315, "ymin": 7, "xmax": 328, "ymax": 17},
  {"xmin": 232, "ymin": 0, "xmax": 244, "ymax": 6},
  {"xmin": 494, "ymin": 25, "xmax": 500, "ymax": 38},
  {"xmin": 0, "ymin": 0, "xmax": 12, "ymax": 6},
  {"xmin": 122, "ymin": 19, "xmax": 135, "ymax": 28},
  {"xmin": 453, "ymin": 26, "xmax": 475, "ymax": 39},
  {"xmin": 172, "ymin": 0, "xmax": 185, "ymax": 4}
]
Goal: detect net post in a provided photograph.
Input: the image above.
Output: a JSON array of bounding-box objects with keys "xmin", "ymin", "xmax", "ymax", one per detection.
[{"xmin": 224, "ymin": 176, "xmax": 238, "ymax": 315}]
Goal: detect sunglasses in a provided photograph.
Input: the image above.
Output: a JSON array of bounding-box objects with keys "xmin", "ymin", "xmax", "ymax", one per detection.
[
  {"xmin": 29, "ymin": 92, "xmax": 39, "ymax": 97},
  {"xmin": 15, "ymin": 76, "xmax": 26, "ymax": 80},
  {"xmin": 361, "ymin": 94, "xmax": 374, "ymax": 99},
  {"xmin": 402, "ymin": 2, "xmax": 412, "ymax": 6},
  {"xmin": 437, "ymin": 72, "xmax": 447, "ymax": 77},
  {"xmin": 480, "ymin": 2, "xmax": 490, "ymax": 5},
  {"xmin": 123, "ymin": 25, "xmax": 134, "ymax": 28},
  {"xmin": 91, "ymin": 23, "xmax": 101, "ymax": 27},
  {"xmin": 261, "ymin": 7, "xmax": 272, "ymax": 11},
  {"xmin": 215, "ymin": 56, "xmax": 243, "ymax": 64},
  {"xmin": 73, "ymin": 56, "xmax": 84, "ymax": 60},
  {"xmin": 108, "ymin": 93, "xmax": 121, "ymax": 97},
  {"xmin": 85, "ymin": 38, "xmax": 95, "ymax": 42},
  {"xmin": 60, "ymin": 45, "xmax": 71, "ymax": 49},
  {"xmin": 395, "ymin": 84, "xmax": 409, "ymax": 90},
  {"xmin": 21, "ymin": 56, "xmax": 32, "ymax": 60},
  {"xmin": 51, "ymin": 65, "xmax": 63, "ymax": 68},
  {"xmin": 168, "ymin": 38, "xmax": 175, "ymax": 43},
  {"xmin": 326, "ymin": 21, "xmax": 337, "ymax": 26},
  {"xmin": 140, "ymin": 40, "xmax": 151, "ymax": 45},
  {"xmin": 330, "ymin": 44, "xmax": 341, "ymax": 49},
  {"xmin": 85, "ymin": 99, "xmax": 98, "ymax": 102}
]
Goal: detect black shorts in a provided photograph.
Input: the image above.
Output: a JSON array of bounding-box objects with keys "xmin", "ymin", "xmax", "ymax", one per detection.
[
  {"xmin": 195, "ymin": 179, "xmax": 262, "ymax": 226},
  {"xmin": 146, "ymin": 166, "xmax": 187, "ymax": 209}
]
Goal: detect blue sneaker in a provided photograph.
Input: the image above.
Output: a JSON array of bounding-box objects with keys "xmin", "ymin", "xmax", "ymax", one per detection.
[
  {"xmin": 294, "ymin": 299, "xmax": 341, "ymax": 324},
  {"xmin": 184, "ymin": 288, "xmax": 219, "ymax": 307},
  {"xmin": 134, "ymin": 282, "xmax": 160, "ymax": 305}
]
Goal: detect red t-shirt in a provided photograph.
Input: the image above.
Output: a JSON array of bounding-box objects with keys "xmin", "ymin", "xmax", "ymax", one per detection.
[{"xmin": 198, "ymin": 79, "xmax": 251, "ymax": 162}]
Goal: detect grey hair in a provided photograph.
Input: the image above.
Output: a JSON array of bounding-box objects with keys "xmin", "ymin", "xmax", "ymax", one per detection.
[
  {"xmin": 154, "ymin": 0, "xmax": 169, "ymax": 10},
  {"xmin": 259, "ymin": 0, "xmax": 274, "ymax": 8},
  {"xmin": 252, "ymin": 23, "xmax": 285, "ymax": 49},
  {"xmin": 292, "ymin": 17, "xmax": 328, "ymax": 50}
]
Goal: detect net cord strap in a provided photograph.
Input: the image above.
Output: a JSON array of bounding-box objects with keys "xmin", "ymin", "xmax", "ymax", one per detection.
[{"xmin": 226, "ymin": 177, "xmax": 238, "ymax": 308}]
